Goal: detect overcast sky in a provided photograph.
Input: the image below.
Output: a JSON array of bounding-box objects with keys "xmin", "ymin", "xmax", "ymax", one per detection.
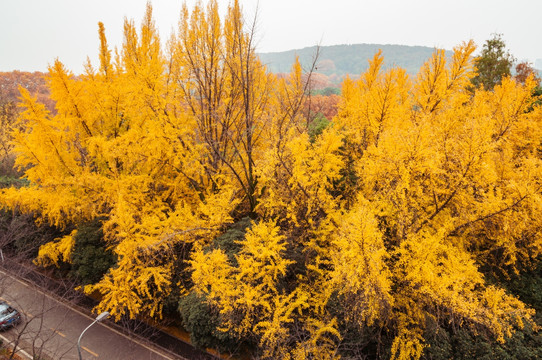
[{"xmin": 2, "ymin": 0, "xmax": 541, "ymax": 73}]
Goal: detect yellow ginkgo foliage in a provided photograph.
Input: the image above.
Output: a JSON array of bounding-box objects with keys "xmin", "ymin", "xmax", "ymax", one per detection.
[
  {"xmin": 2, "ymin": 2, "xmax": 542, "ymax": 359},
  {"xmin": 3, "ymin": 3, "xmax": 242, "ymax": 320},
  {"xmin": 191, "ymin": 221, "xmax": 308, "ymax": 356},
  {"xmin": 334, "ymin": 40, "xmax": 542, "ymax": 359}
]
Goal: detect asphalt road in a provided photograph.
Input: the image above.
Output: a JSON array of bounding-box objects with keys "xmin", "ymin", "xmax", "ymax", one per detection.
[{"xmin": 0, "ymin": 268, "xmax": 181, "ymax": 360}]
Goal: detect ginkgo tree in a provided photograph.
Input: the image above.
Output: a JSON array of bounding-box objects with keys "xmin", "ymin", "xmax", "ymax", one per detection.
[
  {"xmin": 332, "ymin": 41, "xmax": 542, "ymax": 359},
  {"xmin": 3, "ymin": 2, "xmax": 247, "ymax": 320},
  {"xmin": 2, "ymin": 1, "xmax": 542, "ymax": 360}
]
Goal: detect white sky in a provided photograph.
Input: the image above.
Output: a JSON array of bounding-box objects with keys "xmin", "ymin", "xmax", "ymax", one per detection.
[{"xmin": 1, "ymin": 0, "xmax": 541, "ymax": 73}]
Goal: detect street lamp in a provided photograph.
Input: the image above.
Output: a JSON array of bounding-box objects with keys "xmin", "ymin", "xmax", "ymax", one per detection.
[{"xmin": 77, "ymin": 311, "xmax": 110, "ymax": 360}]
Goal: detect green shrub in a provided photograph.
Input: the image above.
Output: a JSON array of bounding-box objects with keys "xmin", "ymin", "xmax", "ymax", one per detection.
[
  {"xmin": 504, "ymin": 262, "xmax": 542, "ymax": 313},
  {"xmin": 0, "ymin": 175, "xmax": 29, "ymax": 188},
  {"xmin": 176, "ymin": 218, "xmax": 255, "ymax": 353},
  {"xmin": 423, "ymin": 322, "xmax": 542, "ymax": 360},
  {"xmin": 308, "ymin": 112, "xmax": 330, "ymax": 141},
  {"xmin": 178, "ymin": 292, "xmax": 239, "ymax": 352},
  {"xmin": 69, "ymin": 218, "xmax": 116, "ymax": 285},
  {"xmin": 211, "ymin": 217, "xmax": 253, "ymax": 264},
  {"xmin": 312, "ymin": 87, "xmax": 341, "ymax": 96}
]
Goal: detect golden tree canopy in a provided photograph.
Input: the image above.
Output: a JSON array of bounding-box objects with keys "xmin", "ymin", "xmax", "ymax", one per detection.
[{"xmin": 2, "ymin": 2, "xmax": 542, "ymax": 359}]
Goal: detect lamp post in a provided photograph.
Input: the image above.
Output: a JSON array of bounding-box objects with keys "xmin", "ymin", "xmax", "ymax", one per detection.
[{"xmin": 77, "ymin": 311, "xmax": 110, "ymax": 360}]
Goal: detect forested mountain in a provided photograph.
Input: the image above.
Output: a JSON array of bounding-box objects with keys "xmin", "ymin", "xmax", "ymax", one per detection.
[{"xmin": 259, "ymin": 43, "xmax": 453, "ymax": 78}]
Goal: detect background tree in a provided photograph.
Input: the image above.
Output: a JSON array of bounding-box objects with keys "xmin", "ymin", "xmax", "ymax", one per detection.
[
  {"xmin": 514, "ymin": 61, "xmax": 541, "ymax": 86},
  {"xmin": 0, "ymin": 71, "xmax": 50, "ymax": 177},
  {"xmin": 471, "ymin": 33, "xmax": 515, "ymax": 90}
]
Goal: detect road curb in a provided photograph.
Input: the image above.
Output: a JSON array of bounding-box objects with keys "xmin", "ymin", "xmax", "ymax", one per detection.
[
  {"xmin": 0, "ymin": 333, "xmax": 32, "ymax": 360},
  {"xmin": 0, "ymin": 261, "xmax": 217, "ymax": 360}
]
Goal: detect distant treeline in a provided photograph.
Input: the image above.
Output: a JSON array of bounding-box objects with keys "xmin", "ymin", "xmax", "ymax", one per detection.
[{"xmin": 259, "ymin": 43, "xmax": 454, "ymax": 78}]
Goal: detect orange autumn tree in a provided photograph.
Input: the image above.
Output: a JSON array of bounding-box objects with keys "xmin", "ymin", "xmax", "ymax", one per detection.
[
  {"xmin": 0, "ymin": 70, "xmax": 50, "ymax": 176},
  {"xmin": 2, "ymin": 2, "xmax": 542, "ymax": 360}
]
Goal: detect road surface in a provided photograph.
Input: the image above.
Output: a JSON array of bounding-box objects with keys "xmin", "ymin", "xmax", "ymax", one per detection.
[{"xmin": 0, "ymin": 268, "xmax": 182, "ymax": 360}]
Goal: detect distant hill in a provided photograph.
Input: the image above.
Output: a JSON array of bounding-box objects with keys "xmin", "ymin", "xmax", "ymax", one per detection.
[{"xmin": 259, "ymin": 44, "xmax": 453, "ymax": 81}]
